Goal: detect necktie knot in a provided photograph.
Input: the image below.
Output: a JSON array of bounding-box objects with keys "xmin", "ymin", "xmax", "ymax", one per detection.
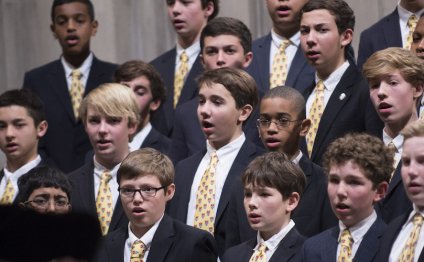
[
  {"xmin": 413, "ymin": 213, "xmax": 423, "ymax": 225},
  {"xmin": 101, "ymin": 171, "xmax": 112, "ymax": 183},
  {"xmin": 279, "ymin": 40, "xmax": 291, "ymax": 51},
  {"xmin": 180, "ymin": 51, "xmax": 188, "ymax": 63},
  {"xmin": 387, "ymin": 141, "xmax": 397, "ymax": 153},
  {"xmin": 72, "ymin": 69, "xmax": 82, "ymax": 80},
  {"xmin": 0, "ymin": 178, "xmax": 15, "ymax": 205},
  {"xmin": 130, "ymin": 240, "xmax": 146, "ymax": 262},
  {"xmin": 249, "ymin": 242, "xmax": 267, "ymax": 262},
  {"xmin": 408, "ymin": 14, "xmax": 418, "ymax": 29},
  {"xmin": 316, "ymin": 80, "xmax": 325, "ymax": 92}
]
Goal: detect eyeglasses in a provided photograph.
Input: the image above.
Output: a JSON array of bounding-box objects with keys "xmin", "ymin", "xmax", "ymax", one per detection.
[
  {"xmin": 24, "ymin": 197, "xmax": 70, "ymax": 211},
  {"xmin": 118, "ymin": 185, "xmax": 168, "ymax": 199},
  {"xmin": 257, "ymin": 118, "xmax": 301, "ymax": 129}
]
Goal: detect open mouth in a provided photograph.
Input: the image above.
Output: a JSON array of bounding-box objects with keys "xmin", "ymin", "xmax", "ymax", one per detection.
[{"xmin": 65, "ymin": 35, "xmax": 79, "ymax": 46}]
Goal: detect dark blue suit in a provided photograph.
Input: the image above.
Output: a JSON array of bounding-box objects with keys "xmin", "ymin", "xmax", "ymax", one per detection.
[
  {"xmin": 222, "ymin": 227, "xmax": 304, "ymax": 262},
  {"xmin": 141, "ymin": 126, "xmax": 171, "ymax": 155},
  {"xmin": 299, "ymin": 63, "xmax": 383, "ymax": 166},
  {"xmin": 376, "ymin": 162, "xmax": 412, "ymax": 223},
  {"xmin": 150, "ymin": 48, "xmax": 204, "ymax": 136},
  {"xmin": 246, "ymin": 33, "xmax": 315, "ymax": 92},
  {"xmin": 357, "ymin": 8, "xmax": 402, "ymax": 70},
  {"xmin": 169, "ymin": 98, "xmax": 263, "ymax": 164},
  {"xmin": 94, "ymin": 214, "xmax": 218, "ymax": 262},
  {"xmin": 167, "ymin": 139, "xmax": 265, "ymax": 257},
  {"xmin": 301, "ymin": 216, "xmax": 387, "ymax": 262},
  {"xmin": 225, "ymin": 154, "xmax": 337, "ymax": 249},
  {"xmin": 68, "ymin": 160, "xmax": 128, "ymax": 233},
  {"xmin": 375, "ymin": 211, "xmax": 424, "ymax": 262},
  {"xmin": 22, "ymin": 56, "xmax": 117, "ymax": 173}
]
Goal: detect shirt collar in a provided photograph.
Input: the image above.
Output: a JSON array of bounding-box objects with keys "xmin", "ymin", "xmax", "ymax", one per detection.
[
  {"xmin": 255, "ymin": 220, "xmax": 296, "ymax": 252},
  {"xmin": 397, "ymin": 3, "xmax": 424, "ymax": 26},
  {"xmin": 270, "ymin": 29, "xmax": 300, "ymax": 48},
  {"xmin": 4, "ymin": 155, "xmax": 42, "ymax": 181},
  {"xmin": 382, "ymin": 130, "xmax": 404, "ymax": 152},
  {"xmin": 338, "ymin": 210, "xmax": 377, "ymax": 244},
  {"xmin": 127, "ymin": 214, "xmax": 164, "ymax": 250},
  {"xmin": 291, "ymin": 150, "xmax": 303, "ymax": 165},
  {"xmin": 93, "ymin": 158, "xmax": 121, "ymax": 179},
  {"xmin": 176, "ymin": 41, "xmax": 200, "ymax": 62},
  {"xmin": 315, "ymin": 61, "xmax": 349, "ymax": 92},
  {"xmin": 206, "ymin": 133, "xmax": 246, "ymax": 159},
  {"xmin": 129, "ymin": 122, "xmax": 152, "ymax": 152},
  {"xmin": 61, "ymin": 52, "xmax": 94, "ymax": 79}
]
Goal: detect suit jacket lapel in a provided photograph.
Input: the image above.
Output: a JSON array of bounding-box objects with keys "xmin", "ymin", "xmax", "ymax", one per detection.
[
  {"xmin": 48, "ymin": 60, "xmax": 75, "ymax": 121},
  {"xmin": 386, "ymin": 163, "xmax": 402, "ymax": 197},
  {"xmin": 141, "ymin": 128, "xmax": 158, "ymax": 148},
  {"xmin": 80, "ymin": 161, "xmax": 97, "ymax": 216},
  {"xmin": 256, "ymin": 34, "xmax": 272, "ymax": 92},
  {"xmin": 353, "ymin": 217, "xmax": 386, "ymax": 262},
  {"xmin": 109, "ymin": 198, "xmax": 126, "ymax": 232},
  {"xmin": 286, "ymin": 47, "xmax": 308, "ymax": 88},
  {"xmin": 147, "ymin": 215, "xmax": 175, "ymax": 262},
  {"xmin": 106, "ymin": 227, "xmax": 127, "ymax": 262},
  {"xmin": 269, "ymin": 228, "xmax": 301, "ymax": 262},
  {"xmin": 178, "ymin": 55, "xmax": 203, "ymax": 106},
  {"xmin": 86, "ymin": 56, "xmax": 111, "ymax": 95},
  {"xmin": 383, "ymin": 9, "xmax": 403, "ymax": 48},
  {"xmin": 298, "ymin": 155, "xmax": 313, "ymax": 193},
  {"xmin": 312, "ymin": 65, "xmax": 356, "ymax": 159},
  {"xmin": 322, "ymin": 227, "xmax": 339, "ymax": 261}
]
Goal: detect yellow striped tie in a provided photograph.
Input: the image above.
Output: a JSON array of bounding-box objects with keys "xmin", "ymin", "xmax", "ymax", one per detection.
[
  {"xmin": 193, "ymin": 151, "xmax": 218, "ymax": 234},
  {"xmin": 406, "ymin": 15, "xmax": 418, "ymax": 50},
  {"xmin": 270, "ymin": 40, "xmax": 291, "ymax": 88},
  {"xmin": 174, "ymin": 51, "xmax": 189, "ymax": 108},
  {"xmin": 0, "ymin": 178, "xmax": 15, "ymax": 205},
  {"xmin": 306, "ymin": 80, "xmax": 325, "ymax": 157},
  {"xmin": 96, "ymin": 171, "xmax": 113, "ymax": 235}
]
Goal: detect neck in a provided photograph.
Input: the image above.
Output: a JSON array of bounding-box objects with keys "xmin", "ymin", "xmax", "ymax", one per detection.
[
  {"xmin": 273, "ymin": 23, "xmax": 299, "ymax": 39},
  {"xmin": 7, "ymin": 154, "xmax": 37, "ymax": 173},
  {"xmin": 63, "ymin": 50, "xmax": 90, "ymax": 68},
  {"xmin": 400, "ymin": 1, "xmax": 421, "ymax": 13},
  {"xmin": 384, "ymin": 112, "xmax": 418, "ymax": 138}
]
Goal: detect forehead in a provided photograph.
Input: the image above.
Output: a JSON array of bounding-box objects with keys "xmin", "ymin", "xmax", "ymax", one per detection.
[
  {"xmin": 53, "ymin": 2, "xmax": 90, "ymax": 18},
  {"xmin": 204, "ymin": 35, "xmax": 243, "ymax": 47},
  {"xmin": 120, "ymin": 174, "xmax": 161, "ymax": 186},
  {"xmin": 404, "ymin": 136, "xmax": 424, "ymax": 152},
  {"xmin": 329, "ymin": 160, "xmax": 367, "ymax": 178},
  {"xmin": 122, "ymin": 75, "xmax": 152, "ymax": 90},
  {"xmin": 0, "ymin": 105, "xmax": 31, "ymax": 120},
  {"xmin": 199, "ymin": 82, "xmax": 234, "ymax": 98},
  {"xmin": 30, "ymin": 187, "xmax": 68, "ymax": 198},
  {"xmin": 260, "ymin": 97, "xmax": 297, "ymax": 115},
  {"xmin": 301, "ymin": 9, "xmax": 336, "ymax": 26}
]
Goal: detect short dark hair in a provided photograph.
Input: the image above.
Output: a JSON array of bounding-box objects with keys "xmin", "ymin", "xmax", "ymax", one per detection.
[
  {"xmin": 323, "ymin": 133, "xmax": 393, "ymax": 188},
  {"xmin": 197, "ymin": 67, "xmax": 258, "ymax": 111},
  {"xmin": 200, "ymin": 17, "xmax": 252, "ymax": 54},
  {"xmin": 113, "ymin": 60, "xmax": 167, "ymax": 104},
  {"xmin": 51, "ymin": 0, "xmax": 95, "ymax": 22},
  {"xmin": 16, "ymin": 166, "xmax": 72, "ymax": 204},
  {"xmin": 262, "ymin": 86, "xmax": 306, "ymax": 120},
  {"xmin": 302, "ymin": 0, "xmax": 355, "ymax": 34},
  {"xmin": 117, "ymin": 148, "xmax": 174, "ymax": 189},
  {"xmin": 0, "ymin": 89, "xmax": 46, "ymax": 126},
  {"xmin": 166, "ymin": 0, "xmax": 219, "ymax": 20},
  {"xmin": 242, "ymin": 152, "xmax": 306, "ymax": 199}
]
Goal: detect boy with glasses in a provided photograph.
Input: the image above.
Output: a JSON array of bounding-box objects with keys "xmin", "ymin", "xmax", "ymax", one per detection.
[{"xmin": 94, "ymin": 148, "xmax": 218, "ymax": 262}]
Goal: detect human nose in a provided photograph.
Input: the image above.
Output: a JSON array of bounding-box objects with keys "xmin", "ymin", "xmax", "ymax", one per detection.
[
  {"xmin": 67, "ymin": 19, "xmax": 76, "ymax": 31},
  {"xmin": 98, "ymin": 120, "xmax": 108, "ymax": 133},
  {"xmin": 133, "ymin": 190, "xmax": 144, "ymax": 203},
  {"xmin": 216, "ymin": 51, "xmax": 225, "ymax": 67},
  {"xmin": 5, "ymin": 126, "xmax": 15, "ymax": 139},
  {"xmin": 336, "ymin": 182, "xmax": 347, "ymax": 198}
]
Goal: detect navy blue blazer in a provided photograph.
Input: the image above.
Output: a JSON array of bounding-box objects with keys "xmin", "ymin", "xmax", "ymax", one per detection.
[
  {"xmin": 68, "ymin": 160, "xmax": 128, "ymax": 233},
  {"xmin": 225, "ymin": 154, "xmax": 337, "ymax": 250},
  {"xmin": 169, "ymin": 98, "xmax": 263, "ymax": 164},
  {"xmin": 94, "ymin": 214, "xmax": 218, "ymax": 262},
  {"xmin": 22, "ymin": 56, "xmax": 117, "ymax": 173},
  {"xmin": 167, "ymin": 139, "xmax": 265, "ymax": 257},
  {"xmin": 299, "ymin": 63, "xmax": 383, "ymax": 166},
  {"xmin": 246, "ymin": 33, "xmax": 315, "ymax": 93},
  {"xmin": 357, "ymin": 8, "xmax": 402, "ymax": 69},
  {"xmin": 376, "ymin": 162, "xmax": 412, "ymax": 223},
  {"xmin": 150, "ymin": 48, "xmax": 204, "ymax": 136},
  {"xmin": 222, "ymin": 227, "xmax": 304, "ymax": 262},
  {"xmin": 141, "ymin": 126, "xmax": 171, "ymax": 155},
  {"xmin": 301, "ymin": 216, "xmax": 387, "ymax": 262},
  {"xmin": 375, "ymin": 211, "xmax": 424, "ymax": 262}
]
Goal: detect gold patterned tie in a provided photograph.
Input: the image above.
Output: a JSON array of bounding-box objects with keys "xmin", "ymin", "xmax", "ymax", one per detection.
[
  {"xmin": 399, "ymin": 213, "xmax": 424, "ymax": 262},
  {"xmin": 96, "ymin": 171, "xmax": 113, "ymax": 235},
  {"xmin": 70, "ymin": 69, "xmax": 84, "ymax": 119},
  {"xmin": 388, "ymin": 142, "xmax": 401, "ymax": 181},
  {"xmin": 270, "ymin": 40, "xmax": 291, "ymax": 88},
  {"xmin": 193, "ymin": 151, "xmax": 218, "ymax": 234},
  {"xmin": 130, "ymin": 240, "xmax": 146, "ymax": 262},
  {"xmin": 249, "ymin": 242, "xmax": 267, "ymax": 262},
  {"xmin": 0, "ymin": 178, "xmax": 15, "ymax": 205},
  {"xmin": 338, "ymin": 228, "xmax": 353, "ymax": 262},
  {"xmin": 406, "ymin": 15, "xmax": 418, "ymax": 50},
  {"xmin": 306, "ymin": 80, "xmax": 325, "ymax": 157},
  {"xmin": 174, "ymin": 51, "xmax": 189, "ymax": 108}
]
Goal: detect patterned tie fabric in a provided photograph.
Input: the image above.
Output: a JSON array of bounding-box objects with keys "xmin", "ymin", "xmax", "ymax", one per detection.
[
  {"xmin": 0, "ymin": 179, "xmax": 15, "ymax": 205},
  {"xmin": 405, "ymin": 15, "xmax": 418, "ymax": 50},
  {"xmin": 388, "ymin": 141, "xmax": 401, "ymax": 181},
  {"xmin": 193, "ymin": 151, "xmax": 218, "ymax": 234},
  {"xmin": 130, "ymin": 240, "xmax": 146, "ymax": 262},
  {"xmin": 70, "ymin": 69, "xmax": 84, "ymax": 119},
  {"xmin": 270, "ymin": 40, "xmax": 291, "ymax": 88},
  {"xmin": 399, "ymin": 213, "xmax": 424, "ymax": 262},
  {"xmin": 249, "ymin": 242, "xmax": 267, "ymax": 262},
  {"xmin": 306, "ymin": 80, "xmax": 325, "ymax": 157},
  {"xmin": 96, "ymin": 171, "xmax": 113, "ymax": 235},
  {"xmin": 338, "ymin": 228, "xmax": 353, "ymax": 262},
  {"xmin": 173, "ymin": 51, "xmax": 189, "ymax": 108}
]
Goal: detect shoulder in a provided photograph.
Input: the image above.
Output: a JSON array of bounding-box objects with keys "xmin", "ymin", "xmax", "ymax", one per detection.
[
  {"xmin": 150, "ymin": 48, "xmax": 176, "ymax": 65},
  {"xmin": 252, "ymin": 33, "xmax": 271, "ymax": 48},
  {"xmin": 67, "ymin": 161, "xmax": 93, "ymax": 181},
  {"xmin": 24, "ymin": 60, "xmax": 61, "ymax": 78},
  {"xmin": 361, "ymin": 9, "xmax": 398, "ymax": 36},
  {"xmin": 303, "ymin": 227, "xmax": 335, "ymax": 248},
  {"xmin": 92, "ymin": 56, "xmax": 118, "ymax": 71},
  {"xmin": 222, "ymin": 239, "xmax": 254, "ymax": 262}
]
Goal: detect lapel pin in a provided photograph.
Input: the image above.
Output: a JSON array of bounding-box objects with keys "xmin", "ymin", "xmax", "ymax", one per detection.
[{"xmin": 339, "ymin": 93, "xmax": 346, "ymax": 100}]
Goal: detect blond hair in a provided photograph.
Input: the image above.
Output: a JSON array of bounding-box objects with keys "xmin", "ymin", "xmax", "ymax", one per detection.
[{"xmin": 401, "ymin": 119, "xmax": 424, "ymax": 140}]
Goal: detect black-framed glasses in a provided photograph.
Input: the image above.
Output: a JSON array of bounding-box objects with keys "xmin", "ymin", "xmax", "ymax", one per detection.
[
  {"xmin": 257, "ymin": 118, "xmax": 301, "ymax": 129},
  {"xmin": 118, "ymin": 185, "xmax": 168, "ymax": 199},
  {"xmin": 24, "ymin": 198, "xmax": 70, "ymax": 211}
]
